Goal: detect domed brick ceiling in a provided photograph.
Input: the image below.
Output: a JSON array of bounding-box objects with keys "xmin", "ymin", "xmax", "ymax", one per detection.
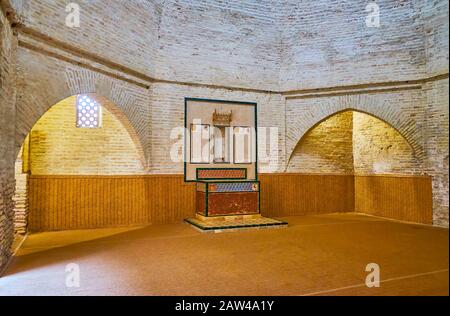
[{"xmin": 10, "ymin": 0, "xmax": 448, "ymax": 91}]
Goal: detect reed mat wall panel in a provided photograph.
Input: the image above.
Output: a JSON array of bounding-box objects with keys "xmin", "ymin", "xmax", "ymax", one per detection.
[
  {"xmin": 28, "ymin": 175, "xmax": 195, "ymax": 231},
  {"xmin": 28, "ymin": 174, "xmax": 433, "ymax": 231},
  {"xmin": 259, "ymin": 173, "xmax": 355, "ymax": 217},
  {"xmin": 355, "ymin": 175, "xmax": 433, "ymax": 224}
]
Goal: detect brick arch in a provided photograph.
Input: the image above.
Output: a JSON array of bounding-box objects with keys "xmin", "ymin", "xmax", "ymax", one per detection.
[
  {"xmin": 286, "ymin": 108, "xmax": 420, "ymax": 170},
  {"xmin": 14, "ymin": 57, "xmax": 150, "ymax": 168},
  {"xmin": 19, "ymin": 93, "xmax": 148, "ymax": 169},
  {"xmin": 285, "ymin": 93, "xmax": 425, "ymax": 168}
]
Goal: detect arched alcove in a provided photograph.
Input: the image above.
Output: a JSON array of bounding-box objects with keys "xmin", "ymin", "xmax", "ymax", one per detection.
[
  {"xmin": 18, "ymin": 94, "xmax": 146, "ymax": 175},
  {"xmin": 287, "ymin": 110, "xmax": 421, "ymax": 175},
  {"xmin": 12, "ymin": 93, "xmax": 147, "ymax": 236},
  {"xmin": 14, "ymin": 60, "xmax": 150, "ymax": 166}
]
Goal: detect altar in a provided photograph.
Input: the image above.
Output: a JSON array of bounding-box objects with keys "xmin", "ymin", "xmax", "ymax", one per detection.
[
  {"xmin": 196, "ymin": 179, "xmax": 260, "ymax": 217},
  {"xmin": 183, "ymin": 98, "xmax": 287, "ymax": 232}
]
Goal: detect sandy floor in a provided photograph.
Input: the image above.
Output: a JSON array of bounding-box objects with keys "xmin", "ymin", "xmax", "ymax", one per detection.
[{"xmin": 0, "ymin": 213, "xmax": 448, "ymax": 296}]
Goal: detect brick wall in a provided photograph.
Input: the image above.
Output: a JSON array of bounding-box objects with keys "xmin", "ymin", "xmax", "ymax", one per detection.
[
  {"xmin": 155, "ymin": 0, "xmax": 282, "ymax": 90},
  {"xmin": 12, "ymin": 0, "xmax": 163, "ymax": 80},
  {"xmin": 11, "ymin": 0, "xmax": 282, "ymax": 90},
  {"xmin": 13, "ymin": 143, "xmax": 28, "ymax": 234},
  {"xmin": 421, "ymin": 1, "xmax": 449, "ymax": 227},
  {"xmin": 424, "ymin": 79, "xmax": 449, "ymax": 226},
  {"xmin": 421, "ymin": 0, "xmax": 449, "ymax": 75},
  {"xmin": 353, "ymin": 112, "xmax": 421, "ymax": 174},
  {"xmin": 28, "ymin": 96, "xmax": 146, "ymax": 175},
  {"xmin": 10, "ymin": 0, "xmax": 446, "ymax": 91},
  {"xmin": 287, "ymin": 111, "xmax": 354, "ymax": 173},
  {"xmin": 0, "ymin": 7, "xmax": 17, "ymax": 273},
  {"xmin": 279, "ymin": 0, "xmax": 427, "ymax": 90}
]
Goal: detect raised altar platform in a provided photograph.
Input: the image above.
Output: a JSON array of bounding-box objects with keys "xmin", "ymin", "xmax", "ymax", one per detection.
[{"xmin": 185, "ymin": 214, "xmax": 288, "ymax": 233}]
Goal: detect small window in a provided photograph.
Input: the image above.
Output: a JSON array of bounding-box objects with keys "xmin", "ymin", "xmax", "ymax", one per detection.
[
  {"xmin": 76, "ymin": 95, "xmax": 102, "ymax": 128},
  {"xmin": 190, "ymin": 124, "xmax": 210, "ymax": 163},
  {"xmin": 213, "ymin": 126, "xmax": 230, "ymax": 163},
  {"xmin": 233, "ymin": 126, "xmax": 252, "ymax": 164}
]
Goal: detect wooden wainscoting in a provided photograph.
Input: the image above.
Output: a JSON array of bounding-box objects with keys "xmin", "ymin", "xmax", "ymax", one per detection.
[
  {"xmin": 28, "ymin": 175, "xmax": 196, "ymax": 232},
  {"xmin": 259, "ymin": 173, "xmax": 355, "ymax": 217},
  {"xmin": 355, "ymin": 175, "xmax": 433, "ymax": 225},
  {"xmin": 28, "ymin": 173, "xmax": 434, "ymax": 232}
]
